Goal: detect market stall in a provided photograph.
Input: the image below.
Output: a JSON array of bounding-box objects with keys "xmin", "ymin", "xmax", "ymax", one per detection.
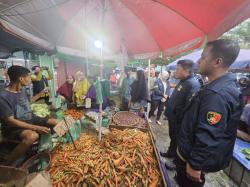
[
  {"xmin": 10, "ymin": 105, "xmax": 169, "ymax": 186},
  {"xmin": 0, "ymin": 81, "xmax": 173, "ymax": 186},
  {"xmin": 1, "ymin": 1, "xmax": 250, "ymax": 187},
  {"xmin": 224, "ymin": 138, "xmax": 250, "ymax": 186}
]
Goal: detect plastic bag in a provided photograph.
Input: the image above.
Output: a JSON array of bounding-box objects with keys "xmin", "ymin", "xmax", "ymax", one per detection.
[
  {"xmin": 74, "ymin": 120, "xmax": 81, "ymax": 140},
  {"xmin": 56, "ymin": 109, "xmax": 64, "ymax": 120},
  {"xmin": 52, "ymin": 97, "xmax": 62, "ymax": 109},
  {"xmin": 60, "ymin": 120, "xmax": 81, "ymax": 143},
  {"xmin": 102, "ymin": 118, "xmax": 109, "ymax": 127},
  {"xmin": 38, "ymin": 132, "xmax": 53, "ymax": 152},
  {"xmin": 21, "ymin": 152, "xmax": 50, "ymax": 173},
  {"xmin": 85, "ymin": 98, "xmax": 91, "ymax": 108}
]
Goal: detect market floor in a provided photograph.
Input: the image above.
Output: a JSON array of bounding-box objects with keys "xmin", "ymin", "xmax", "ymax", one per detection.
[{"xmin": 149, "ymin": 118, "xmax": 238, "ymax": 187}]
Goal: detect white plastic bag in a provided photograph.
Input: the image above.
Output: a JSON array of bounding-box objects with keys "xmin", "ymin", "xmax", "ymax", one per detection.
[{"xmin": 85, "ymin": 98, "xmax": 91, "ymax": 108}]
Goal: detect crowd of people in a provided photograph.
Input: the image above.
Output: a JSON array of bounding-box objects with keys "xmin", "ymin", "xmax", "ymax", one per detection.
[
  {"xmin": 120, "ymin": 39, "xmax": 246, "ymax": 187},
  {"xmin": 0, "ymin": 39, "xmax": 248, "ymax": 187}
]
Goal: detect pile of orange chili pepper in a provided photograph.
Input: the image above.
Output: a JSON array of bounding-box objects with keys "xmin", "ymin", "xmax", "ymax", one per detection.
[
  {"xmin": 48, "ymin": 129, "xmax": 161, "ymax": 187},
  {"xmin": 64, "ymin": 109, "xmax": 84, "ymax": 120}
]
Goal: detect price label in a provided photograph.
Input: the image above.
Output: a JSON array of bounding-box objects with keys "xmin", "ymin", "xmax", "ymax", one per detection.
[{"xmin": 53, "ymin": 116, "xmax": 75, "ymax": 137}]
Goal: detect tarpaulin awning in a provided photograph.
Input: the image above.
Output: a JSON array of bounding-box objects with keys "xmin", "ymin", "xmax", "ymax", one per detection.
[
  {"xmin": 167, "ymin": 49, "xmax": 250, "ymax": 70},
  {"xmin": 0, "ymin": 23, "xmax": 53, "ymax": 58},
  {"xmin": 0, "ymin": 0, "xmax": 250, "ymax": 60}
]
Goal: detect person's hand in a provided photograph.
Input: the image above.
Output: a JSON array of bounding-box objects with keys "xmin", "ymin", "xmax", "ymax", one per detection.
[
  {"xmin": 39, "ymin": 88, "xmax": 49, "ymax": 95},
  {"xmin": 36, "ymin": 88, "xmax": 49, "ymax": 98},
  {"xmin": 59, "ymin": 95, "xmax": 66, "ymax": 101},
  {"xmin": 80, "ymin": 95, "xmax": 86, "ymax": 100},
  {"xmin": 161, "ymin": 98, "xmax": 167, "ymax": 102},
  {"xmin": 47, "ymin": 118, "xmax": 60, "ymax": 126},
  {"xmin": 43, "ymin": 88, "xmax": 49, "ymax": 93},
  {"xmin": 33, "ymin": 126, "xmax": 50, "ymax": 134},
  {"xmin": 164, "ymin": 94, "xmax": 168, "ymax": 99},
  {"xmin": 186, "ymin": 163, "xmax": 202, "ymax": 182},
  {"xmin": 237, "ymin": 129, "xmax": 250, "ymax": 142}
]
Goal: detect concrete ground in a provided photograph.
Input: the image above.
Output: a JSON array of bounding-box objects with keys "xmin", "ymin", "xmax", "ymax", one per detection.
[{"xmin": 149, "ymin": 118, "xmax": 238, "ymax": 187}]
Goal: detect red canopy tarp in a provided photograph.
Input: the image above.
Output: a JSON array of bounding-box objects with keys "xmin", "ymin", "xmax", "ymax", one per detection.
[{"xmin": 0, "ymin": 0, "xmax": 249, "ymax": 59}]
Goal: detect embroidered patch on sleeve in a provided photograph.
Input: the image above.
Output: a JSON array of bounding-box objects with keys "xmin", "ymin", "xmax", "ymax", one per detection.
[{"xmin": 207, "ymin": 111, "xmax": 222, "ymax": 125}]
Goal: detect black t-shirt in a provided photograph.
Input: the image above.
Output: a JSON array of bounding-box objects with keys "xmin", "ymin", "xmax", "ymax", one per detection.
[{"xmin": 0, "ymin": 88, "xmax": 32, "ymax": 127}]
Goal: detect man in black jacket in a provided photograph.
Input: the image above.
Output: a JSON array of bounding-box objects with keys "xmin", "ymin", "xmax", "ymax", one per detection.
[
  {"xmin": 176, "ymin": 39, "xmax": 242, "ymax": 187},
  {"xmin": 161, "ymin": 60, "xmax": 200, "ymax": 160}
]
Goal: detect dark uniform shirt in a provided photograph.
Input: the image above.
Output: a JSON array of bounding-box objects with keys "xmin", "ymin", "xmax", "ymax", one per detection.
[
  {"xmin": 178, "ymin": 73, "xmax": 242, "ymax": 172},
  {"xmin": 165, "ymin": 74, "xmax": 201, "ymax": 125}
]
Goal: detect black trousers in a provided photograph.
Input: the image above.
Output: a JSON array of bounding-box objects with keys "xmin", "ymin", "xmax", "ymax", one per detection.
[
  {"xmin": 168, "ymin": 118, "xmax": 178, "ymax": 155},
  {"xmin": 175, "ymin": 155, "xmax": 205, "ymax": 187},
  {"xmin": 149, "ymin": 100, "xmax": 165, "ymax": 120}
]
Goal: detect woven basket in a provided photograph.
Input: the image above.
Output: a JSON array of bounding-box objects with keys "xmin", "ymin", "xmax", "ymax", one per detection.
[{"xmin": 112, "ymin": 111, "xmax": 140, "ymax": 126}]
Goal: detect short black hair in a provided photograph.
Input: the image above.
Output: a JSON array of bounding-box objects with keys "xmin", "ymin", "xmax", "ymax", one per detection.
[
  {"xmin": 206, "ymin": 39, "xmax": 240, "ymax": 67},
  {"xmin": 177, "ymin": 59, "xmax": 194, "ymax": 73},
  {"xmin": 124, "ymin": 66, "xmax": 132, "ymax": 75},
  {"xmin": 155, "ymin": 71, "xmax": 160, "ymax": 77},
  {"xmin": 7, "ymin": 65, "xmax": 30, "ymax": 82}
]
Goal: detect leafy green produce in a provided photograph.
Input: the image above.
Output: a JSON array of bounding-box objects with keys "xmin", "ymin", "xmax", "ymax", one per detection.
[
  {"xmin": 31, "ymin": 103, "xmax": 51, "ymax": 118},
  {"xmin": 241, "ymin": 148, "xmax": 250, "ymax": 160}
]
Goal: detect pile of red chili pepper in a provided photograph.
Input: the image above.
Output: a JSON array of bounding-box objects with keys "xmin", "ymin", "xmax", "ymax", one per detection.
[
  {"xmin": 64, "ymin": 109, "xmax": 84, "ymax": 120},
  {"xmin": 47, "ymin": 129, "xmax": 161, "ymax": 187}
]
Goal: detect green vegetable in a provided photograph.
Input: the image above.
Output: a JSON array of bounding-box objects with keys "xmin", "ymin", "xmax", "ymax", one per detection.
[
  {"xmin": 241, "ymin": 148, "xmax": 250, "ymax": 160},
  {"xmin": 31, "ymin": 103, "xmax": 50, "ymax": 118}
]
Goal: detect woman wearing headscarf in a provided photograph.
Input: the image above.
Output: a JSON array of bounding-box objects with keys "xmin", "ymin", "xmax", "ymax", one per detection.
[
  {"xmin": 73, "ymin": 71, "xmax": 90, "ymax": 106},
  {"xmin": 57, "ymin": 75, "xmax": 74, "ymax": 103},
  {"xmin": 130, "ymin": 70, "xmax": 149, "ymax": 112}
]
